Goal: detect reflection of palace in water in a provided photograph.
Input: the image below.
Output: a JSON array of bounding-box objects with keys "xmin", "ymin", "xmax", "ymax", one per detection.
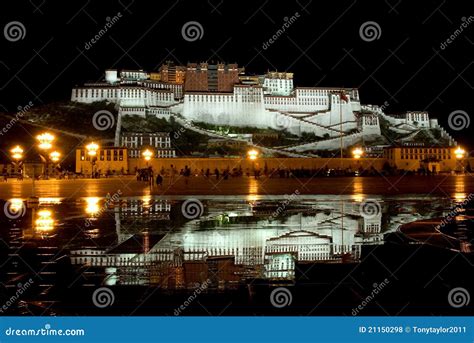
[{"xmin": 70, "ymin": 198, "xmax": 384, "ymax": 287}]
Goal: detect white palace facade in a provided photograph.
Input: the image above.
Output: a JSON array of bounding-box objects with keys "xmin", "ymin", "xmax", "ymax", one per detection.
[
  {"xmin": 71, "ymin": 66, "xmax": 446, "ymax": 141},
  {"xmin": 71, "ymin": 67, "xmax": 372, "ymax": 138}
]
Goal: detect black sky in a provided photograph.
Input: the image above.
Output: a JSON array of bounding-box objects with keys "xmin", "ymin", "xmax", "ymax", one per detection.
[{"xmin": 1, "ymin": 0, "xmax": 473, "ymax": 147}]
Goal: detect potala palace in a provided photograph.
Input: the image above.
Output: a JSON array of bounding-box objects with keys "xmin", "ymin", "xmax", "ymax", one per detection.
[{"xmin": 71, "ymin": 62, "xmax": 456, "ymax": 153}]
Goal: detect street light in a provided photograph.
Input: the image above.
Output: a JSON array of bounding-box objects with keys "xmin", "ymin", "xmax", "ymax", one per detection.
[
  {"xmin": 142, "ymin": 149, "xmax": 153, "ymax": 163},
  {"xmin": 247, "ymin": 149, "xmax": 259, "ymax": 161},
  {"xmin": 11, "ymin": 145, "xmax": 23, "ymax": 160},
  {"xmin": 352, "ymin": 147, "xmax": 364, "ymax": 159},
  {"xmin": 454, "ymin": 147, "xmax": 465, "ymax": 160},
  {"xmin": 86, "ymin": 142, "xmax": 99, "ymax": 178},
  {"xmin": 454, "ymin": 146, "xmax": 466, "ymax": 174},
  {"xmin": 86, "ymin": 142, "xmax": 99, "ymax": 156},
  {"xmin": 37, "ymin": 132, "xmax": 54, "ymax": 150},
  {"xmin": 37, "ymin": 132, "xmax": 55, "ymax": 179},
  {"xmin": 49, "ymin": 151, "xmax": 61, "ymax": 163},
  {"xmin": 10, "ymin": 145, "xmax": 24, "ymax": 179}
]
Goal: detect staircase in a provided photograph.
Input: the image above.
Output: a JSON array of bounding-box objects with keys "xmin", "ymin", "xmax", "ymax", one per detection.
[
  {"xmin": 283, "ymin": 132, "xmax": 364, "ymax": 152},
  {"xmin": 172, "ymin": 115, "xmax": 311, "ymax": 158}
]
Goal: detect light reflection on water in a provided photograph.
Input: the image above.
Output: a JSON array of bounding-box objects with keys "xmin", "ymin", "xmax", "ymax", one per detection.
[
  {"xmin": 1, "ymin": 194, "xmax": 469, "ymax": 290},
  {"xmin": 85, "ymin": 197, "xmax": 101, "ymax": 215},
  {"xmin": 35, "ymin": 209, "xmax": 54, "ymax": 232}
]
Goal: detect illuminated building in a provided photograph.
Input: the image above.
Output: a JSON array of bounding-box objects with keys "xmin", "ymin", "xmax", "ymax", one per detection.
[
  {"xmin": 121, "ymin": 132, "xmax": 176, "ymax": 158},
  {"xmin": 76, "ymin": 146, "xmax": 128, "ymax": 174},
  {"xmin": 71, "ymin": 64, "xmax": 456, "ymax": 150},
  {"xmin": 184, "ymin": 62, "xmax": 241, "ymax": 92},
  {"xmin": 384, "ymin": 145, "xmax": 460, "ymax": 172}
]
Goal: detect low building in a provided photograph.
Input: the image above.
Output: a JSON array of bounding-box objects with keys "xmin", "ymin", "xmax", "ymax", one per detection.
[
  {"xmin": 1, "ymin": 162, "xmax": 56, "ymax": 179},
  {"xmin": 384, "ymin": 145, "xmax": 461, "ymax": 172},
  {"xmin": 76, "ymin": 146, "xmax": 128, "ymax": 175},
  {"xmin": 121, "ymin": 132, "xmax": 176, "ymax": 158}
]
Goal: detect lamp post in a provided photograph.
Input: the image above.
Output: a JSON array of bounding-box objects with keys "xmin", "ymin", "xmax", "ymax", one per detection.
[
  {"xmin": 86, "ymin": 142, "xmax": 99, "ymax": 178},
  {"xmin": 454, "ymin": 146, "xmax": 466, "ymax": 173},
  {"xmin": 36, "ymin": 132, "xmax": 54, "ymax": 180},
  {"xmin": 142, "ymin": 149, "xmax": 154, "ymax": 187},
  {"xmin": 49, "ymin": 151, "xmax": 61, "ymax": 178},
  {"xmin": 10, "ymin": 145, "xmax": 24, "ymax": 180},
  {"xmin": 351, "ymin": 147, "xmax": 364, "ymax": 177},
  {"xmin": 247, "ymin": 149, "xmax": 259, "ymax": 178}
]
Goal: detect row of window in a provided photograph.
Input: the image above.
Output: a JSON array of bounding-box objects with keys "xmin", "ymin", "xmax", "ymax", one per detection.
[
  {"xmin": 122, "ymin": 137, "xmax": 170, "ymax": 145},
  {"xmin": 123, "ymin": 142, "xmax": 171, "ymax": 149},
  {"xmin": 296, "ymin": 89, "xmax": 357, "ymax": 97},
  {"xmin": 264, "ymin": 81, "xmax": 292, "ymax": 87},
  {"xmin": 265, "ymin": 99, "xmax": 329, "ymax": 106},
  {"xmin": 80, "ymin": 149, "xmax": 125, "ymax": 161},
  {"xmin": 186, "ymin": 94, "xmax": 263, "ymax": 103},
  {"xmin": 74, "ymin": 88, "xmax": 173, "ymax": 100},
  {"xmin": 402, "ymin": 148, "xmax": 449, "ymax": 154},
  {"xmin": 128, "ymin": 150, "xmax": 176, "ymax": 158},
  {"xmin": 401, "ymin": 154, "xmax": 451, "ymax": 160},
  {"xmin": 407, "ymin": 113, "xmax": 428, "ymax": 121}
]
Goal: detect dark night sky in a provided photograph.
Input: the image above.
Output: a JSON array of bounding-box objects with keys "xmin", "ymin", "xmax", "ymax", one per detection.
[{"xmin": 1, "ymin": 0, "xmax": 473, "ymax": 147}]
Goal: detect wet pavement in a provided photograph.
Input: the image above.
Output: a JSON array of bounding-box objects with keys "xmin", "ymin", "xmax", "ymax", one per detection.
[{"xmin": 0, "ymin": 174, "xmax": 472, "ymax": 198}]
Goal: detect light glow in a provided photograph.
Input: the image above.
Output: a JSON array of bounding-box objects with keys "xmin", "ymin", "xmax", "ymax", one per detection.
[
  {"xmin": 10, "ymin": 145, "xmax": 24, "ymax": 160},
  {"xmin": 35, "ymin": 209, "xmax": 54, "ymax": 232},
  {"xmin": 454, "ymin": 147, "xmax": 465, "ymax": 159},
  {"xmin": 37, "ymin": 132, "xmax": 55, "ymax": 150},
  {"xmin": 142, "ymin": 149, "xmax": 153, "ymax": 161},
  {"xmin": 352, "ymin": 147, "xmax": 364, "ymax": 159},
  {"xmin": 86, "ymin": 142, "xmax": 99, "ymax": 156},
  {"xmin": 247, "ymin": 149, "xmax": 259, "ymax": 161}
]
